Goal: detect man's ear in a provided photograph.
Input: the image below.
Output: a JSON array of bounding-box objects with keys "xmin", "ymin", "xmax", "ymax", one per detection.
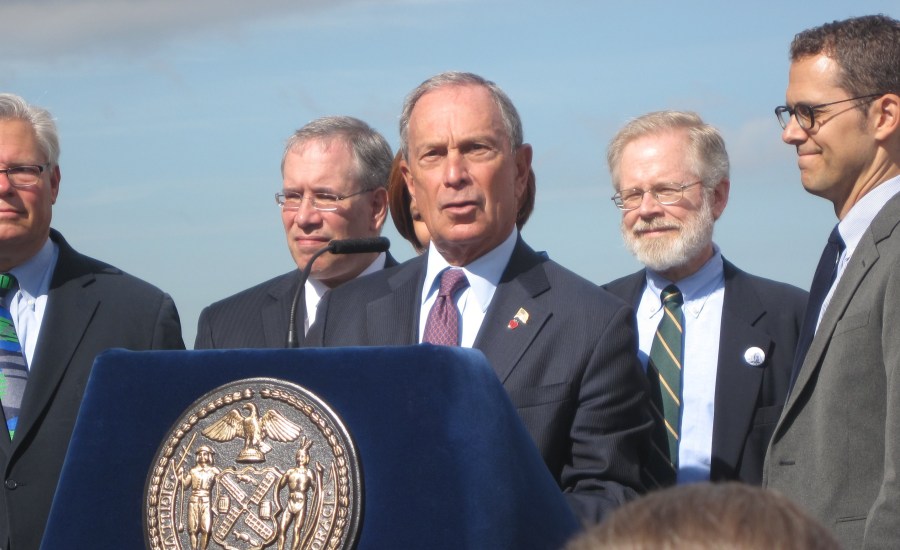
[{"xmin": 370, "ymin": 187, "xmax": 388, "ymax": 232}]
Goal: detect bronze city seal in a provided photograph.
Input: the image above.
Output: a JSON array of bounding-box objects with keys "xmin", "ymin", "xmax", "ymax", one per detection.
[{"xmin": 144, "ymin": 378, "xmax": 362, "ymax": 550}]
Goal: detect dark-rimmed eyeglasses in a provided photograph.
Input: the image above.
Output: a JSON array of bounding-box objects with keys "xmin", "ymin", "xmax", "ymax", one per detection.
[
  {"xmin": 276, "ymin": 188, "xmax": 374, "ymax": 212},
  {"xmin": 775, "ymin": 93, "xmax": 884, "ymax": 130},
  {"xmin": 611, "ymin": 181, "xmax": 702, "ymax": 211},
  {"xmin": 0, "ymin": 165, "xmax": 47, "ymax": 188}
]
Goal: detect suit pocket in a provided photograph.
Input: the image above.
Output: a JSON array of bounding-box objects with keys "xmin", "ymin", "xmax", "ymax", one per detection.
[
  {"xmin": 505, "ymin": 382, "xmax": 571, "ymax": 409},
  {"xmin": 834, "ymin": 312, "xmax": 869, "ymax": 335}
]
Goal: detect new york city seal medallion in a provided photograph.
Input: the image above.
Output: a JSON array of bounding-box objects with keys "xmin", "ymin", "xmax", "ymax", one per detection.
[{"xmin": 144, "ymin": 378, "xmax": 362, "ymax": 550}]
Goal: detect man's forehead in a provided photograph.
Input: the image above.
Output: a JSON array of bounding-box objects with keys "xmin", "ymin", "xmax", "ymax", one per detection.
[{"xmin": 407, "ymin": 85, "xmax": 505, "ymax": 143}]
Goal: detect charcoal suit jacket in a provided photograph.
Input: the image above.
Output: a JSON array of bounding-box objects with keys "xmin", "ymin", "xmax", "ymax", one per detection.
[
  {"xmin": 604, "ymin": 259, "xmax": 806, "ymax": 485},
  {"xmin": 0, "ymin": 229, "xmax": 184, "ymax": 550},
  {"xmin": 194, "ymin": 253, "xmax": 398, "ymax": 349},
  {"xmin": 307, "ymin": 237, "xmax": 653, "ymax": 522}
]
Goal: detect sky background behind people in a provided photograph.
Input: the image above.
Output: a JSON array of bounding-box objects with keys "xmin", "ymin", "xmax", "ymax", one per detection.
[{"xmin": 4, "ymin": 0, "xmax": 896, "ymax": 345}]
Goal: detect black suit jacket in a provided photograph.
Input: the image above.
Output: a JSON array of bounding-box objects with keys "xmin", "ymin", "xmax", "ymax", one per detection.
[
  {"xmin": 194, "ymin": 253, "xmax": 398, "ymax": 349},
  {"xmin": 307, "ymin": 238, "xmax": 653, "ymax": 522},
  {"xmin": 603, "ymin": 259, "xmax": 806, "ymax": 484},
  {"xmin": 0, "ymin": 230, "xmax": 184, "ymax": 550}
]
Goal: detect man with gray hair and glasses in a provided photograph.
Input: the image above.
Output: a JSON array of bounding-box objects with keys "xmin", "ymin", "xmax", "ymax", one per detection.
[
  {"xmin": 309, "ymin": 72, "xmax": 653, "ymax": 521},
  {"xmin": 603, "ymin": 110, "xmax": 806, "ymax": 491},
  {"xmin": 764, "ymin": 15, "xmax": 900, "ymax": 548},
  {"xmin": 0, "ymin": 93, "xmax": 185, "ymax": 549},
  {"xmin": 195, "ymin": 116, "xmax": 396, "ymax": 349}
]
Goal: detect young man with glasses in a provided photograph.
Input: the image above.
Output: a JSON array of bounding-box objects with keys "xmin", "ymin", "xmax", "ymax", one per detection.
[
  {"xmin": 0, "ymin": 93, "xmax": 185, "ymax": 549},
  {"xmin": 764, "ymin": 15, "xmax": 900, "ymax": 549},
  {"xmin": 603, "ymin": 110, "xmax": 806, "ymax": 490},
  {"xmin": 195, "ymin": 116, "xmax": 396, "ymax": 349}
]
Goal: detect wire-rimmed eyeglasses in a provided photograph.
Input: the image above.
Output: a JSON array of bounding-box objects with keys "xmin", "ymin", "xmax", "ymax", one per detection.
[
  {"xmin": 276, "ymin": 188, "xmax": 374, "ymax": 212},
  {"xmin": 775, "ymin": 93, "xmax": 884, "ymax": 130},
  {"xmin": 0, "ymin": 164, "xmax": 48, "ymax": 188},
  {"xmin": 611, "ymin": 181, "xmax": 702, "ymax": 211}
]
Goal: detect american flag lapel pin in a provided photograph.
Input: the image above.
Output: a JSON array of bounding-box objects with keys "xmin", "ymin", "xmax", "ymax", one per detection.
[{"xmin": 507, "ymin": 307, "xmax": 530, "ymax": 330}]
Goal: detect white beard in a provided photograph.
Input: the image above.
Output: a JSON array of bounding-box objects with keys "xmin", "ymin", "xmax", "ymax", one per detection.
[{"xmin": 621, "ymin": 197, "xmax": 715, "ymax": 273}]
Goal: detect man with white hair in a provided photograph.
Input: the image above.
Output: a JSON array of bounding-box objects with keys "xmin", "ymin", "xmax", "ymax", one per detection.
[{"xmin": 603, "ymin": 110, "xmax": 806, "ymax": 488}]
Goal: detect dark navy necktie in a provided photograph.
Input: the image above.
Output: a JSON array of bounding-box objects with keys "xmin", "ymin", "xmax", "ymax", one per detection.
[{"xmin": 789, "ymin": 226, "xmax": 845, "ymax": 390}]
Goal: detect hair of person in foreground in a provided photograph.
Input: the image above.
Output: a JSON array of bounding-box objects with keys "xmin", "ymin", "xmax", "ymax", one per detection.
[{"xmin": 564, "ymin": 482, "xmax": 841, "ymax": 550}]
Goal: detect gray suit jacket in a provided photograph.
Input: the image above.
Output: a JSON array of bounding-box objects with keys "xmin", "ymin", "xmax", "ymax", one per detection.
[
  {"xmin": 194, "ymin": 253, "xmax": 398, "ymax": 349},
  {"xmin": 307, "ymin": 237, "xmax": 653, "ymax": 522},
  {"xmin": 0, "ymin": 230, "xmax": 185, "ymax": 550},
  {"xmin": 765, "ymin": 192, "xmax": 900, "ymax": 549},
  {"xmin": 605, "ymin": 259, "xmax": 806, "ymax": 485}
]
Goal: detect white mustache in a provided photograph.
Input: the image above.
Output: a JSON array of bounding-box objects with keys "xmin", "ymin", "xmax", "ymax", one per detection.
[{"xmin": 632, "ymin": 220, "xmax": 681, "ymax": 233}]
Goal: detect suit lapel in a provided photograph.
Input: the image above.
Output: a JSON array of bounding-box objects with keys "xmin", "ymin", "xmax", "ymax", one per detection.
[
  {"xmin": 783, "ymin": 230, "xmax": 879, "ymax": 415},
  {"xmin": 15, "ymin": 235, "xmax": 98, "ymax": 449},
  {"xmin": 263, "ymin": 272, "xmax": 298, "ymax": 347},
  {"xmin": 474, "ymin": 239, "xmax": 550, "ymax": 383},
  {"xmin": 367, "ymin": 257, "xmax": 424, "ymax": 345},
  {"xmin": 781, "ymin": 195, "xmax": 900, "ymax": 418},
  {"xmin": 711, "ymin": 261, "xmax": 770, "ymax": 474}
]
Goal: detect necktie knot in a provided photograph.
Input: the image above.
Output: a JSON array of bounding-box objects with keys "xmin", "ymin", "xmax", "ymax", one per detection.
[
  {"xmin": 422, "ymin": 269, "xmax": 469, "ymax": 347},
  {"xmin": 438, "ymin": 269, "xmax": 469, "ymax": 298},
  {"xmin": 661, "ymin": 284, "xmax": 683, "ymax": 307},
  {"xmin": 0, "ymin": 274, "xmax": 16, "ymax": 299}
]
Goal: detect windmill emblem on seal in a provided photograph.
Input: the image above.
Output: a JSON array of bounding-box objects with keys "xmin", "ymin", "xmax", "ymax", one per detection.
[{"xmin": 202, "ymin": 403, "xmax": 303, "ymax": 462}]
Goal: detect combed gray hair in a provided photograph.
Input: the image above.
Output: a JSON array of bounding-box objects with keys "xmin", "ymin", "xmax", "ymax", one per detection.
[
  {"xmin": 0, "ymin": 93, "xmax": 60, "ymax": 167},
  {"xmin": 282, "ymin": 115, "xmax": 392, "ymax": 191},
  {"xmin": 399, "ymin": 71, "xmax": 523, "ymax": 158},
  {"xmin": 607, "ymin": 110, "xmax": 729, "ymax": 192}
]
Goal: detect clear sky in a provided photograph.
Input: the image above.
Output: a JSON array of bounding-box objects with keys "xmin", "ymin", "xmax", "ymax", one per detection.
[{"xmin": 4, "ymin": 0, "xmax": 897, "ymax": 347}]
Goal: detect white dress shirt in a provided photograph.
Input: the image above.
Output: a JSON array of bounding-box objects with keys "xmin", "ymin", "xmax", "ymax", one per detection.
[
  {"xmin": 305, "ymin": 252, "xmax": 387, "ymax": 334},
  {"xmin": 418, "ymin": 229, "xmax": 517, "ymax": 347},
  {"xmin": 637, "ymin": 248, "xmax": 725, "ymax": 484}
]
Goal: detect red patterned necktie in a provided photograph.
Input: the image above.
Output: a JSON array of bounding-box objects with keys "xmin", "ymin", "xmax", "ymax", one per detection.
[{"xmin": 422, "ymin": 269, "xmax": 469, "ymax": 346}]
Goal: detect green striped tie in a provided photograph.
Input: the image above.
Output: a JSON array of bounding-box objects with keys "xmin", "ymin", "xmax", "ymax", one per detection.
[{"xmin": 646, "ymin": 284, "xmax": 684, "ymax": 487}]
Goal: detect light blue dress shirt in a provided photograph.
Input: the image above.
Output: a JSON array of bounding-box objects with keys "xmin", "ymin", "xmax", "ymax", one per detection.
[
  {"xmin": 820, "ymin": 175, "xmax": 900, "ymax": 331},
  {"xmin": 637, "ymin": 248, "xmax": 725, "ymax": 484},
  {"xmin": 8, "ymin": 238, "xmax": 59, "ymax": 369}
]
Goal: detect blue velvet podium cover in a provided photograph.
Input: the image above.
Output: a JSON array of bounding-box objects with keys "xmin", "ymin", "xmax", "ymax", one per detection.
[{"xmin": 43, "ymin": 346, "xmax": 581, "ymax": 549}]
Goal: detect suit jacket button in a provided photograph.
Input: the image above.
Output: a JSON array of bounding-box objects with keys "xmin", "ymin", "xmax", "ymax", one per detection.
[{"xmin": 4, "ymin": 479, "xmax": 18, "ymax": 490}]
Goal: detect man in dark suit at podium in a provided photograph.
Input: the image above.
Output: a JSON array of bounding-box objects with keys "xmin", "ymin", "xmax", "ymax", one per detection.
[
  {"xmin": 195, "ymin": 116, "xmax": 397, "ymax": 349},
  {"xmin": 0, "ymin": 93, "xmax": 185, "ymax": 549},
  {"xmin": 308, "ymin": 72, "xmax": 653, "ymax": 522},
  {"xmin": 601, "ymin": 111, "xmax": 806, "ymax": 488}
]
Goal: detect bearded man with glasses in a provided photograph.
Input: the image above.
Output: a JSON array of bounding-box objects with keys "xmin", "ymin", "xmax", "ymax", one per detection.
[
  {"xmin": 195, "ymin": 116, "xmax": 397, "ymax": 349},
  {"xmin": 763, "ymin": 15, "xmax": 900, "ymax": 549},
  {"xmin": 603, "ymin": 110, "xmax": 806, "ymax": 490}
]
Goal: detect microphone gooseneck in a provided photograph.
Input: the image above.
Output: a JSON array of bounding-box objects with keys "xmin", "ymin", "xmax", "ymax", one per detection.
[{"xmin": 285, "ymin": 237, "xmax": 391, "ymax": 347}]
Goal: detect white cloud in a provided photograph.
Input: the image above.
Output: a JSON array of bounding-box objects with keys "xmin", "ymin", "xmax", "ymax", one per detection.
[{"xmin": 4, "ymin": 0, "xmax": 336, "ymax": 61}]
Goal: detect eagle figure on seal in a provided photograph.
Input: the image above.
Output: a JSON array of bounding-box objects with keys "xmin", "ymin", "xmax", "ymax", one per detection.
[{"xmin": 202, "ymin": 403, "xmax": 303, "ymax": 462}]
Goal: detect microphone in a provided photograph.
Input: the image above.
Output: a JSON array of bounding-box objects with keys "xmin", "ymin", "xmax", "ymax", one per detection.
[
  {"xmin": 286, "ymin": 237, "xmax": 391, "ymax": 347},
  {"xmin": 329, "ymin": 237, "xmax": 391, "ymax": 255}
]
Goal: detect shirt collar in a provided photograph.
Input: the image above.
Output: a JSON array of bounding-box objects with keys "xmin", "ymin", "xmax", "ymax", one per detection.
[
  {"xmin": 422, "ymin": 229, "xmax": 518, "ymax": 312},
  {"xmin": 308, "ymin": 251, "xmax": 387, "ymax": 299},
  {"xmin": 644, "ymin": 245, "xmax": 724, "ymax": 319},
  {"xmin": 838, "ymin": 174, "xmax": 900, "ymax": 257},
  {"xmin": 8, "ymin": 237, "xmax": 58, "ymax": 301}
]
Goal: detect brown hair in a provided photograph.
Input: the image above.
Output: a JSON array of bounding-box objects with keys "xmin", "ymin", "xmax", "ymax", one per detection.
[
  {"xmin": 565, "ymin": 483, "xmax": 840, "ymax": 550},
  {"xmin": 790, "ymin": 14, "xmax": 900, "ymax": 99}
]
